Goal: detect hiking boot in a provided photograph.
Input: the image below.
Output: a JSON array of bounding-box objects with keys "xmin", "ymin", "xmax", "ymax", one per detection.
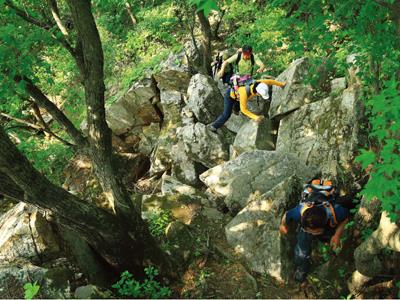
[
  {"xmin": 294, "ymin": 269, "xmax": 307, "ymax": 283},
  {"xmin": 207, "ymin": 124, "xmax": 218, "ymax": 132}
]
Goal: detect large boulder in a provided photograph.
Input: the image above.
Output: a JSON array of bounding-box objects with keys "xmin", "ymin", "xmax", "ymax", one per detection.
[
  {"xmin": 161, "ymin": 174, "xmax": 207, "ymax": 204},
  {"xmin": 141, "ymin": 193, "xmax": 202, "ymax": 225},
  {"xmin": 171, "ymin": 141, "xmax": 201, "ymax": 186},
  {"xmin": 225, "ymin": 176, "xmax": 300, "ymax": 281},
  {"xmin": 200, "ymin": 150, "xmax": 318, "ymax": 210},
  {"xmin": 137, "ymin": 123, "xmax": 161, "ymax": 156},
  {"xmin": 232, "ymin": 119, "xmax": 275, "ymax": 157},
  {"xmin": 106, "ymin": 78, "xmax": 161, "ymax": 135},
  {"xmin": 186, "ymin": 74, "xmax": 224, "ymax": 124},
  {"xmin": 0, "ymin": 203, "xmax": 61, "ymax": 265},
  {"xmin": 269, "ymin": 57, "xmax": 313, "ymax": 119},
  {"xmin": 176, "ymin": 123, "xmax": 229, "ymax": 168},
  {"xmin": 159, "ymin": 89, "xmax": 184, "ymax": 123},
  {"xmin": 276, "ymin": 87, "xmax": 363, "ymax": 183},
  {"xmin": 154, "ymin": 51, "xmax": 191, "ymax": 92},
  {"xmin": 150, "ymin": 122, "xmax": 179, "ymax": 174}
]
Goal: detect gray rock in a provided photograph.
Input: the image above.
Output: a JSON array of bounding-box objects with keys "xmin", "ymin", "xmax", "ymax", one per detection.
[
  {"xmin": 269, "ymin": 57, "xmax": 313, "ymax": 118},
  {"xmin": 171, "ymin": 142, "xmax": 201, "ymax": 186},
  {"xmin": 187, "ymin": 74, "xmax": 224, "ymax": 124},
  {"xmin": 330, "ymin": 77, "xmax": 346, "ymax": 94},
  {"xmin": 160, "ymin": 89, "xmax": 184, "ymax": 123},
  {"xmin": 106, "ymin": 78, "xmax": 160, "ymax": 135},
  {"xmin": 176, "ymin": 123, "xmax": 229, "ymax": 168},
  {"xmin": 200, "ymin": 150, "xmax": 318, "ymax": 210},
  {"xmin": 346, "ymin": 54, "xmax": 362, "ymax": 88},
  {"xmin": 74, "ymin": 285, "xmax": 112, "ymax": 299},
  {"xmin": 225, "ymin": 176, "xmax": 300, "ymax": 281},
  {"xmin": 141, "ymin": 194, "xmax": 201, "ymax": 225},
  {"xmin": 0, "ymin": 203, "xmax": 61, "ymax": 265},
  {"xmin": 154, "ymin": 52, "xmax": 191, "ymax": 92},
  {"xmin": 232, "ymin": 119, "xmax": 275, "ymax": 157},
  {"xmin": 137, "ymin": 123, "xmax": 161, "ymax": 156},
  {"xmin": 0, "ymin": 259, "xmax": 74, "ymax": 299},
  {"xmin": 150, "ymin": 123, "xmax": 179, "ymax": 174},
  {"xmin": 276, "ymin": 87, "xmax": 363, "ymax": 182}
]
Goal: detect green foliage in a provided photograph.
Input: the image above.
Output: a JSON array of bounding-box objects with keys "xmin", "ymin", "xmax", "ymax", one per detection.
[
  {"xmin": 112, "ymin": 267, "xmax": 172, "ymax": 299},
  {"xmin": 355, "ymin": 79, "xmax": 400, "ymax": 221},
  {"xmin": 23, "ymin": 281, "xmax": 40, "ymax": 300},
  {"xmin": 188, "ymin": 0, "xmax": 219, "ymax": 16},
  {"xmin": 319, "ymin": 243, "xmax": 331, "ymax": 262},
  {"xmin": 147, "ymin": 209, "xmax": 173, "ymax": 238},
  {"xmin": 396, "ymin": 281, "xmax": 400, "ymax": 298},
  {"xmin": 17, "ymin": 137, "xmax": 73, "ymax": 185},
  {"xmin": 360, "ymin": 227, "xmax": 374, "ymax": 241}
]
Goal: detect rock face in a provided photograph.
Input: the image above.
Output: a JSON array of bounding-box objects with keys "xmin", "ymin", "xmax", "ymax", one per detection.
[
  {"xmin": 276, "ymin": 87, "xmax": 363, "ymax": 181},
  {"xmin": 269, "ymin": 58, "xmax": 313, "ymax": 119},
  {"xmin": 225, "ymin": 176, "xmax": 300, "ymax": 281},
  {"xmin": 0, "ymin": 203, "xmax": 60, "ymax": 265},
  {"xmin": 159, "ymin": 89, "xmax": 184, "ymax": 123},
  {"xmin": 200, "ymin": 150, "xmax": 318, "ymax": 210},
  {"xmin": 232, "ymin": 119, "xmax": 275, "ymax": 157},
  {"xmin": 0, "ymin": 260, "xmax": 75, "ymax": 299},
  {"xmin": 154, "ymin": 51, "xmax": 191, "ymax": 92},
  {"xmin": 150, "ymin": 124, "xmax": 179, "ymax": 174},
  {"xmin": 186, "ymin": 74, "xmax": 224, "ymax": 124},
  {"xmin": 176, "ymin": 123, "xmax": 229, "ymax": 168},
  {"xmin": 106, "ymin": 78, "xmax": 160, "ymax": 135}
]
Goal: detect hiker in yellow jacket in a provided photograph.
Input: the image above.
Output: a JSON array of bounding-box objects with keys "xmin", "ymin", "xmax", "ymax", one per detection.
[{"xmin": 208, "ymin": 79, "xmax": 286, "ymax": 131}]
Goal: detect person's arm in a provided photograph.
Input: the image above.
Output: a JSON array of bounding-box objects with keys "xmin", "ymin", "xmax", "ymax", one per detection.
[
  {"xmin": 238, "ymin": 87, "xmax": 261, "ymax": 121},
  {"xmin": 254, "ymin": 54, "xmax": 265, "ymax": 73},
  {"xmin": 217, "ymin": 53, "xmax": 237, "ymax": 78},
  {"xmin": 258, "ymin": 79, "xmax": 286, "ymax": 88},
  {"xmin": 279, "ymin": 213, "xmax": 289, "ymax": 234},
  {"xmin": 330, "ymin": 218, "xmax": 349, "ymax": 250}
]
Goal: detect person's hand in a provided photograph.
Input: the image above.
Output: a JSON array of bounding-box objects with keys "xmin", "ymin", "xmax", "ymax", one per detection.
[
  {"xmin": 330, "ymin": 234, "xmax": 341, "ymax": 250},
  {"xmin": 255, "ymin": 115, "xmax": 265, "ymax": 123},
  {"xmin": 279, "ymin": 224, "xmax": 288, "ymax": 234},
  {"xmin": 256, "ymin": 67, "xmax": 265, "ymax": 74}
]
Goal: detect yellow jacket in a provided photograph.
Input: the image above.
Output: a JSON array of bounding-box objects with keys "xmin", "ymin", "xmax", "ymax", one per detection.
[{"xmin": 230, "ymin": 79, "xmax": 285, "ymax": 120}]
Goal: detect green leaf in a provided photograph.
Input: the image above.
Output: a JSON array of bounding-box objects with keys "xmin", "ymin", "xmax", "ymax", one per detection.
[{"xmin": 23, "ymin": 282, "xmax": 40, "ymax": 300}]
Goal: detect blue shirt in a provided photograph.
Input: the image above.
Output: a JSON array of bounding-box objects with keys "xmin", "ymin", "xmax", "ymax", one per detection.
[{"xmin": 285, "ymin": 203, "xmax": 349, "ymax": 228}]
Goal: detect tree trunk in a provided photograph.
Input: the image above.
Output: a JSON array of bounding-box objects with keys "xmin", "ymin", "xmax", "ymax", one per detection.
[
  {"xmin": 0, "ymin": 126, "xmax": 169, "ymax": 276},
  {"xmin": 197, "ymin": 10, "xmax": 213, "ymax": 76},
  {"xmin": 125, "ymin": 1, "xmax": 137, "ymax": 25}
]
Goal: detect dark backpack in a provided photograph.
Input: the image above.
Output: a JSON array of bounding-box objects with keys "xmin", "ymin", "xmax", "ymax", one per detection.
[
  {"xmin": 235, "ymin": 51, "xmax": 255, "ymax": 76},
  {"xmin": 300, "ymin": 179, "xmax": 338, "ymax": 228},
  {"xmin": 212, "ymin": 52, "xmax": 234, "ymax": 84}
]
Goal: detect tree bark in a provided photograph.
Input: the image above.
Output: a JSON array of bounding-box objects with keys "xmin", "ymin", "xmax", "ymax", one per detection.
[
  {"xmin": 0, "ymin": 126, "xmax": 168, "ymax": 275},
  {"xmin": 13, "ymin": 76, "xmax": 87, "ymax": 149},
  {"xmin": 125, "ymin": 1, "xmax": 138, "ymax": 25},
  {"xmin": 47, "ymin": 0, "xmax": 69, "ymax": 36},
  {"xmin": 197, "ymin": 10, "xmax": 213, "ymax": 76}
]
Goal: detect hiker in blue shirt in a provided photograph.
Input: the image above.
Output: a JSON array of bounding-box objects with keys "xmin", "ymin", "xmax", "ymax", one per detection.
[{"xmin": 279, "ymin": 192, "xmax": 349, "ymax": 283}]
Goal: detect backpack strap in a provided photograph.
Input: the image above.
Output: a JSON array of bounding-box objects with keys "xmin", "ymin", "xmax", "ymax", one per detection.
[{"xmin": 325, "ymin": 203, "xmax": 338, "ymax": 227}]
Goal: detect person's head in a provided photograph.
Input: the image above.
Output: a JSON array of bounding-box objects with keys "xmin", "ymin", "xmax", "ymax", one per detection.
[
  {"xmin": 255, "ymin": 83, "xmax": 269, "ymax": 99},
  {"xmin": 301, "ymin": 205, "xmax": 327, "ymax": 235},
  {"xmin": 242, "ymin": 45, "xmax": 253, "ymax": 60}
]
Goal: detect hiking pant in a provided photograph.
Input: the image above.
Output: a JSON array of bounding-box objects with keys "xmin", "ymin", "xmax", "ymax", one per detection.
[
  {"xmin": 294, "ymin": 227, "xmax": 335, "ymax": 274},
  {"xmin": 212, "ymin": 88, "xmax": 240, "ymax": 129}
]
